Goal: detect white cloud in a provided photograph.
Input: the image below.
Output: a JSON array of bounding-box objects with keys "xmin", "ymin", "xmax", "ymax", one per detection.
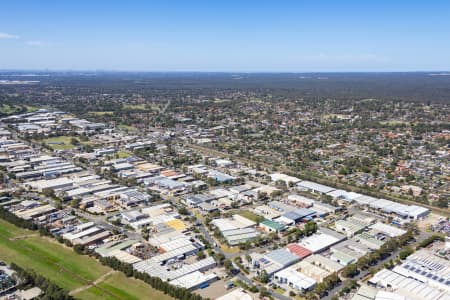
[
  {"xmin": 26, "ymin": 40, "xmax": 48, "ymax": 47},
  {"xmin": 0, "ymin": 32, "xmax": 19, "ymax": 39}
]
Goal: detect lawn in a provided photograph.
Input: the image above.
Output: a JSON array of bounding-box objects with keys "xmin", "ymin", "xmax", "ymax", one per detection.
[
  {"xmin": 75, "ymin": 272, "xmax": 173, "ymax": 300},
  {"xmin": 0, "ymin": 219, "xmax": 174, "ymax": 300}
]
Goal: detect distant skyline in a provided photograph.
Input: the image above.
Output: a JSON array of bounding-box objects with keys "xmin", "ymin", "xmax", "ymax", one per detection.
[{"xmin": 1, "ymin": 1, "xmax": 450, "ymax": 72}]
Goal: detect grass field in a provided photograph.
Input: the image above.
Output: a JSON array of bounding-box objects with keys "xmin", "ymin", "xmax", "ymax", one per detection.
[
  {"xmin": 379, "ymin": 120, "xmax": 410, "ymax": 126},
  {"xmin": 0, "ymin": 104, "xmax": 22, "ymax": 115},
  {"xmin": 42, "ymin": 136, "xmax": 93, "ymax": 150},
  {"xmin": 116, "ymin": 151, "xmax": 132, "ymax": 159},
  {"xmin": 88, "ymin": 111, "xmax": 114, "ymax": 116},
  {"xmin": 220, "ymin": 243, "xmax": 240, "ymax": 254},
  {"xmin": 0, "ymin": 104, "xmax": 39, "ymax": 115},
  {"xmin": 123, "ymin": 104, "xmax": 147, "ymax": 110},
  {"xmin": 43, "ymin": 136, "xmax": 77, "ymax": 150},
  {"xmin": 236, "ymin": 210, "xmax": 264, "ymax": 223},
  {"xmin": 117, "ymin": 124, "xmax": 137, "ymax": 131},
  {"xmin": 0, "ymin": 220, "xmax": 108, "ymax": 290},
  {"xmin": 75, "ymin": 272, "xmax": 173, "ymax": 300},
  {"xmin": 0, "ymin": 219, "xmax": 174, "ymax": 300}
]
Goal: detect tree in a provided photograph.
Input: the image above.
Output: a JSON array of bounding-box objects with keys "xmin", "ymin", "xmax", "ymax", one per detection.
[
  {"xmin": 259, "ymin": 270, "xmax": 270, "ymax": 283},
  {"xmin": 304, "ymin": 221, "xmax": 318, "ymax": 236},
  {"xmin": 342, "ymin": 263, "xmax": 358, "ymax": 278}
]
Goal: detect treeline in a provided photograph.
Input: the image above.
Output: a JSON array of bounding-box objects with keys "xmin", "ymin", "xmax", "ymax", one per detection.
[
  {"xmin": 97, "ymin": 256, "xmax": 205, "ymax": 300},
  {"xmin": 417, "ymin": 234, "xmax": 445, "ymax": 249},
  {"xmin": 0, "ymin": 206, "xmax": 39, "ymax": 230},
  {"xmin": 0, "ymin": 206, "xmax": 52, "ymax": 237},
  {"xmin": 10, "ymin": 263, "xmax": 74, "ymax": 300}
]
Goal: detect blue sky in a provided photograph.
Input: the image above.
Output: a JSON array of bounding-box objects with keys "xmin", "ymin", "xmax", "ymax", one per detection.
[{"xmin": 1, "ymin": 1, "xmax": 449, "ymax": 71}]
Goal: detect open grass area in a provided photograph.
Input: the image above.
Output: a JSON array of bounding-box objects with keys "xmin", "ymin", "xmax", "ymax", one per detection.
[
  {"xmin": 88, "ymin": 111, "xmax": 114, "ymax": 116},
  {"xmin": 25, "ymin": 105, "xmax": 39, "ymax": 112},
  {"xmin": 42, "ymin": 136, "xmax": 93, "ymax": 150},
  {"xmin": 0, "ymin": 104, "xmax": 39, "ymax": 115},
  {"xmin": 0, "ymin": 104, "xmax": 22, "ymax": 115},
  {"xmin": 0, "ymin": 219, "xmax": 174, "ymax": 300},
  {"xmin": 0, "ymin": 219, "xmax": 109, "ymax": 291},
  {"xmin": 236, "ymin": 210, "xmax": 264, "ymax": 223},
  {"xmin": 379, "ymin": 120, "xmax": 410, "ymax": 126},
  {"xmin": 75, "ymin": 272, "xmax": 174, "ymax": 300},
  {"xmin": 117, "ymin": 124, "xmax": 137, "ymax": 131},
  {"xmin": 220, "ymin": 243, "xmax": 241, "ymax": 254},
  {"xmin": 116, "ymin": 151, "xmax": 132, "ymax": 159},
  {"xmin": 42, "ymin": 136, "xmax": 77, "ymax": 150},
  {"xmin": 123, "ymin": 104, "xmax": 147, "ymax": 110}
]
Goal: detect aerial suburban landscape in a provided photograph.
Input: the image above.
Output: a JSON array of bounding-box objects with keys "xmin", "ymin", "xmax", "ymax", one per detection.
[{"xmin": 0, "ymin": 2, "xmax": 449, "ymax": 300}]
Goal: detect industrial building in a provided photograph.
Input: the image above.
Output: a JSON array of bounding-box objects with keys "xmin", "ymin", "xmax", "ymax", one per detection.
[
  {"xmin": 274, "ymin": 265, "xmax": 316, "ymax": 293},
  {"xmin": 368, "ymin": 269, "xmax": 449, "ymax": 300},
  {"xmin": 297, "ymin": 255, "xmax": 344, "ymax": 282},
  {"xmin": 299, "ymin": 228, "xmax": 346, "ymax": 253}
]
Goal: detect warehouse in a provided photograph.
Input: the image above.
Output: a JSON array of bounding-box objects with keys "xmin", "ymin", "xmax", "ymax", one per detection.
[
  {"xmin": 330, "ymin": 240, "xmax": 370, "ymax": 266},
  {"xmin": 222, "ymin": 227, "xmax": 260, "ymax": 245},
  {"xmin": 274, "ymin": 265, "xmax": 316, "ymax": 293},
  {"xmin": 299, "ymin": 228, "xmax": 346, "ymax": 253},
  {"xmin": 15, "ymin": 204, "xmax": 56, "ymax": 220},
  {"xmin": 268, "ymin": 200, "xmax": 297, "ymax": 212},
  {"xmin": 254, "ymin": 205, "xmax": 283, "ymax": 220},
  {"xmin": 170, "ymin": 271, "xmax": 217, "ymax": 290},
  {"xmin": 95, "ymin": 239, "xmax": 138, "ymax": 257},
  {"xmin": 352, "ymin": 232, "xmax": 385, "ymax": 250},
  {"xmin": 252, "ymin": 249, "xmax": 300, "ymax": 275},
  {"xmin": 392, "ymin": 249, "xmax": 450, "ymax": 293},
  {"xmin": 297, "ymin": 255, "xmax": 344, "ymax": 282},
  {"xmin": 270, "ymin": 173, "xmax": 301, "ymax": 185},
  {"xmin": 259, "ymin": 219, "xmax": 286, "ymax": 233},
  {"xmin": 211, "ymin": 214, "xmax": 256, "ymax": 231},
  {"xmin": 370, "ymin": 222, "xmax": 406, "ymax": 237},
  {"xmin": 73, "ymin": 230, "xmax": 110, "ymax": 246},
  {"xmin": 277, "ymin": 208, "xmax": 316, "ymax": 225},
  {"xmin": 133, "ymin": 256, "xmax": 216, "ymax": 281},
  {"xmin": 287, "ymin": 244, "xmax": 312, "ymax": 260},
  {"xmin": 335, "ymin": 218, "xmax": 367, "ymax": 237},
  {"xmin": 368, "ymin": 269, "xmax": 449, "ymax": 300},
  {"xmin": 24, "ymin": 177, "xmax": 74, "ymax": 192},
  {"xmin": 296, "ymin": 181, "xmax": 335, "ymax": 194},
  {"xmin": 207, "ymin": 170, "xmax": 235, "ymax": 183},
  {"xmin": 287, "ymin": 194, "xmax": 315, "ymax": 207}
]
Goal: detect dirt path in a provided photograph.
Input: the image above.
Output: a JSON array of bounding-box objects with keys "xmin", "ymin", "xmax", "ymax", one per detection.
[
  {"xmin": 69, "ymin": 270, "xmax": 116, "ymax": 296},
  {"xmin": 9, "ymin": 234, "xmax": 39, "ymax": 240}
]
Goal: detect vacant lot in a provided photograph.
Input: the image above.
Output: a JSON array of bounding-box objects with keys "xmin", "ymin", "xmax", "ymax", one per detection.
[
  {"xmin": 0, "ymin": 219, "xmax": 174, "ymax": 300},
  {"xmin": 42, "ymin": 136, "xmax": 94, "ymax": 150},
  {"xmin": 42, "ymin": 136, "xmax": 77, "ymax": 150}
]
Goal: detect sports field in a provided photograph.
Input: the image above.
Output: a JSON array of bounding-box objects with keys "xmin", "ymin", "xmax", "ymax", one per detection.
[{"xmin": 0, "ymin": 219, "xmax": 173, "ymax": 300}]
